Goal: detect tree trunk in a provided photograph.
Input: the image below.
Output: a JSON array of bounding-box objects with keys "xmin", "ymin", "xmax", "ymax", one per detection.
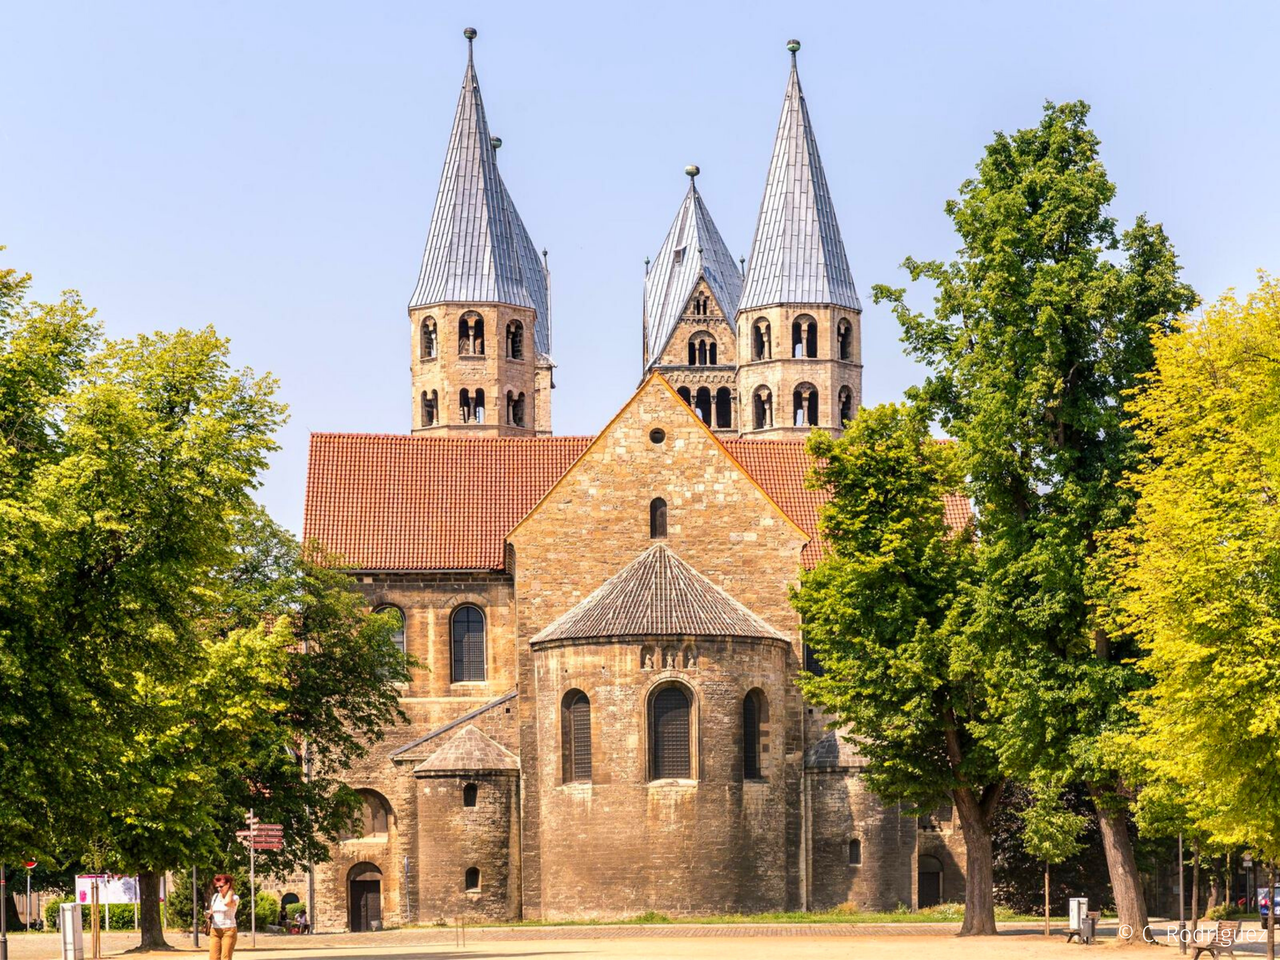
[
  {"xmin": 137, "ymin": 870, "xmax": 170, "ymax": 951},
  {"xmin": 1044, "ymin": 863, "xmax": 1051, "ymax": 937},
  {"xmin": 1207, "ymin": 859, "xmax": 1222, "ymax": 914},
  {"xmin": 954, "ymin": 786, "xmax": 999, "ymax": 936},
  {"xmin": 1191, "ymin": 840, "xmax": 1200, "ymax": 932},
  {"xmin": 1090, "ymin": 786, "xmax": 1149, "ymax": 944}
]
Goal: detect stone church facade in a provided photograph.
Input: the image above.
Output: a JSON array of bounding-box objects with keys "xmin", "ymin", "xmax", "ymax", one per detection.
[{"xmin": 296, "ymin": 30, "xmax": 967, "ymax": 930}]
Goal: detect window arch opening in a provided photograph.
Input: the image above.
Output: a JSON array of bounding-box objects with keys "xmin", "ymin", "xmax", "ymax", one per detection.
[
  {"xmin": 694, "ymin": 387, "xmax": 712, "ymax": 426},
  {"xmin": 753, "ymin": 387, "xmax": 773, "ymax": 430},
  {"xmin": 839, "ymin": 386, "xmax": 853, "ymax": 427},
  {"xmin": 743, "ymin": 689, "xmax": 768, "ymax": 780},
  {"xmin": 753, "ymin": 319, "xmax": 772, "ymax": 361},
  {"xmin": 421, "ymin": 390, "xmax": 438, "ymax": 428},
  {"xmin": 714, "ymin": 387, "xmax": 732, "ymax": 429},
  {"xmin": 561, "ymin": 690, "xmax": 592, "ymax": 783},
  {"xmin": 793, "ymin": 383, "xmax": 818, "ymax": 428},
  {"xmin": 837, "ymin": 318, "xmax": 852, "ymax": 361},
  {"xmin": 459, "ymin": 312, "xmax": 485, "ymax": 355},
  {"xmin": 506, "ymin": 320, "xmax": 524, "ymax": 359},
  {"xmin": 649, "ymin": 684, "xmax": 693, "ymax": 780},
  {"xmin": 462, "ymin": 782, "xmax": 478, "ymax": 807},
  {"xmin": 650, "ymin": 497, "xmax": 667, "ymax": 539},
  {"xmin": 849, "ymin": 838, "xmax": 862, "ymax": 865},
  {"xmin": 451, "ymin": 605, "xmax": 486, "ymax": 682},
  {"xmin": 464, "ymin": 867, "xmax": 480, "ymax": 892},
  {"xmin": 420, "ymin": 317, "xmax": 437, "ymax": 359}
]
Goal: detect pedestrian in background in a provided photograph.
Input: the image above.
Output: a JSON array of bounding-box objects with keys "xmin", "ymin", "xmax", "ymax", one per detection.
[{"xmin": 206, "ymin": 874, "xmax": 240, "ymax": 959}]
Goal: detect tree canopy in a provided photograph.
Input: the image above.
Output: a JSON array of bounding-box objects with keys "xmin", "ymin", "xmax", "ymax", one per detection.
[{"xmin": 871, "ymin": 100, "xmax": 1196, "ymax": 939}]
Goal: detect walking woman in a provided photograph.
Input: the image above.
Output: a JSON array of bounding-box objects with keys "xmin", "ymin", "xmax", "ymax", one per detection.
[{"xmin": 206, "ymin": 874, "xmax": 240, "ymax": 959}]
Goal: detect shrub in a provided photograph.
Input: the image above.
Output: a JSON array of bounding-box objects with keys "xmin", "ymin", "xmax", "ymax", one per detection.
[
  {"xmin": 43, "ymin": 901, "xmax": 138, "ymax": 931},
  {"xmin": 285, "ymin": 901, "xmax": 307, "ymax": 920},
  {"xmin": 249, "ymin": 892, "xmax": 280, "ymax": 929}
]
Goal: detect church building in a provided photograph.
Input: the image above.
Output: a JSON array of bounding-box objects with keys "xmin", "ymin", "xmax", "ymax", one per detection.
[{"xmin": 299, "ymin": 29, "xmax": 967, "ymax": 930}]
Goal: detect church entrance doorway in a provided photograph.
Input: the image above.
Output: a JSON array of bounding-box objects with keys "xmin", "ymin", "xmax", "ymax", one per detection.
[
  {"xmin": 918, "ymin": 855, "xmax": 943, "ymax": 907},
  {"xmin": 347, "ymin": 863, "xmax": 383, "ymax": 932}
]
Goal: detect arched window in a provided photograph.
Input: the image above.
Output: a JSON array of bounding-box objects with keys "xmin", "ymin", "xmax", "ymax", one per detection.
[
  {"xmin": 451, "ymin": 605, "xmax": 486, "ymax": 682},
  {"xmin": 460, "ymin": 389, "xmax": 473, "ymax": 423},
  {"xmin": 462, "ymin": 783, "xmax": 478, "ymax": 807},
  {"xmin": 374, "ymin": 605, "xmax": 405, "ymax": 660},
  {"xmin": 561, "ymin": 690, "xmax": 592, "ymax": 783},
  {"xmin": 464, "ymin": 867, "xmax": 480, "ymax": 892},
  {"xmin": 714, "ymin": 387, "xmax": 732, "ymax": 429},
  {"xmin": 650, "ymin": 497, "xmax": 667, "ymax": 539},
  {"xmin": 506, "ymin": 320, "xmax": 524, "ymax": 360},
  {"xmin": 459, "ymin": 312, "xmax": 485, "ymax": 355},
  {"xmin": 650, "ymin": 685, "xmax": 692, "ymax": 780},
  {"xmin": 474, "ymin": 388, "xmax": 485, "ymax": 424},
  {"xmin": 677, "ymin": 386, "xmax": 692, "ymax": 407},
  {"xmin": 837, "ymin": 318, "xmax": 852, "ymax": 361},
  {"xmin": 694, "ymin": 386, "xmax": 712, "ymax": 426},
  {"xmin": 421, "ymin": 390, "xmax": 438, "ymax": 428},
  {"xmin": 793, "ymin": 383, "xmax": 818, "ymax": 427},
  {"xmin": 687, "ymin": 332, "xmax": 716, "ymax": 367},
  {"xmin": 792, "ymin": 315, "xmax": 817, "ymax": 358},
  {"xmin": 918, "ymin": 855, "xmax": 943, "ymax": 907},
  {"xmin": 752, "ymin": 319, "xmax": 771, "ymax": 361},
  {"xmin": 743, "ymin": 689, "xmax": 767, "ymax": 780},
  {"xmin": 513, "ymin": 392, "xmax": 525, "ymax": 427},
  {"xmin": 420, "ymin": 317, "xmax": 437, "ymax": 359},
  {"xmin": 342, "ymin": 789, "xmax": 392, "ymax": 839},
  {"xmin": 848, "ymin": 838, "xmax": 862, "ymax": 865},
  {"xmin": 839, "ymin": 386, "xmax": 853, "ymax": 426},
  {"xmin": 753, "ymin": 386, "xmax": 773, "ymax": 430}
]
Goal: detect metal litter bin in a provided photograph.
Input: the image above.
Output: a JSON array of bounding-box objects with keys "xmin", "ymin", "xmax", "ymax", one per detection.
[
  {"xmin": 60, "ymin": 902, "xmax": 84, "ymax": 960},
  {"xmin": 1080, "ymin": 914, "xmax": 1096, "ymax": 944}
]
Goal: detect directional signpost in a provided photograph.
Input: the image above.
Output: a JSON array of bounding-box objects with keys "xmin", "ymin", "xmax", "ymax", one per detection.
[{"xmin": 237, "ymin": 812, "xmax": 285, "ymax": 947}]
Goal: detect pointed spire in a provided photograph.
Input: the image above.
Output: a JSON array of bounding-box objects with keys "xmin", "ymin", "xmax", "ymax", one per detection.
[
  {"xmin": 643, "ymin": 167, "xmax": 744, "ymax": 369},
  {"xmin": 738, "ymin": 39, "xmax": 861, "ymax": 313},
  {"xmin": 410, "ymin": 29, "xmax": 551, "ymax": 355}
]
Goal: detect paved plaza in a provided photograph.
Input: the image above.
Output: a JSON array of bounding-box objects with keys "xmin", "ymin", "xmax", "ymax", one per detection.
[{"xmin": 5, "ymin": 921, "xmax": 1275, "ymax": 960}]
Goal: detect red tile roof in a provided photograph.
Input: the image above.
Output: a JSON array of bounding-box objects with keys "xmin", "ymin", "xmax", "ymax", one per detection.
[
  {"xmin": 303, "ymin": 434, "xmax": 592, "ymax": 571},
  {"xmin": 303, "ymin": 432, "xmax": 971, "ymax": 573}
]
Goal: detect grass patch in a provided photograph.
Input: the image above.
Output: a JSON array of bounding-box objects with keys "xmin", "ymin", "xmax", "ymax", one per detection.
[{"xmin": 416, "ymin": 904, "xmax": 1048, "ymax": 929}]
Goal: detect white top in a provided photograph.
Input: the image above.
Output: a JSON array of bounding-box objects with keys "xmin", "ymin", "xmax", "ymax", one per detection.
[{"xmin": 210, "ymin": 891, "xmax": 239, "ymax": 930}]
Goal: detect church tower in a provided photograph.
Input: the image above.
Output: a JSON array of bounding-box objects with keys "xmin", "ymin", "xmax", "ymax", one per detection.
[
  {"xmin": 734, "ymin": 40, "xmax": 862, "ymax": 437},
  {"xmin": 408, "ymin": 28, "xmax": 554, "ymax": 436},
  {"xmin": 642, "ymin": 166, "xmax": 744, "ymax": 434}
]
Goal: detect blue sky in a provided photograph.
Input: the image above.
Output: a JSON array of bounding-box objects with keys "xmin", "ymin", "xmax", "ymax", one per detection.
[{"xmin": 6, "ymin": 1, "xmax": 1278, "ymax": 533}]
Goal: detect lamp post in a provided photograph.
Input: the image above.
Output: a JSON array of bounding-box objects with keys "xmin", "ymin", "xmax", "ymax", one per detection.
[{"xmin": 2, "ymin": 862, "xmax": 9, "ymax": 960}]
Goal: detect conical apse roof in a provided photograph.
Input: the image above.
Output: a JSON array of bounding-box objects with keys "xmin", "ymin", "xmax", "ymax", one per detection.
[{"xmin": 531, "ymin": 543, "xmax": 786, "ymax": 644}]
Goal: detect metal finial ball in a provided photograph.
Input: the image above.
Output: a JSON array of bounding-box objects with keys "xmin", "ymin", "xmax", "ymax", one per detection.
[
  {"xmin": 490, "ymin": 136, "xmax": 502, "ymax": 150},
  {"xmin": 644, "ymin": 256, "xmax": 651, "ymax": 265},
  {"xmin": 685, "ymin": 164, "xmax": 700, "ymax": 179},
  {"xmin": 786, "ymin": 39, "xmax": 801, "ymax": 53},
  {"xmin": 463, "ymin": 27, "xmax": 477, "ymax": 40}
]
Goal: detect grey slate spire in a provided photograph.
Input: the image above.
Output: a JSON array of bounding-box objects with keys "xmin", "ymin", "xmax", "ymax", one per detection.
[
  {"xmin": 738, "ymin": 41, "xmax": 861, "ymax": 313},
  {"xmin": 410, "ymin": 30, "xmax": 550, "ymax": 355},
  {"xmin": 643, "ymin": 167, "xmax": 743, "ymax": 368}
]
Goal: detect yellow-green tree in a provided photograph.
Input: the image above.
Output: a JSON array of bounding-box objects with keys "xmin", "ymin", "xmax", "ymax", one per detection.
[{"xmin": 1106, "ymin": 274, "xmax": 1280, "ymax": 955}]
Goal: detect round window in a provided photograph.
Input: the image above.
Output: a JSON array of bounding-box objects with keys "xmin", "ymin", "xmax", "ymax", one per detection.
[{"xmin": 649, "ymin": 427, "xmax": 666, "ymax": 444}]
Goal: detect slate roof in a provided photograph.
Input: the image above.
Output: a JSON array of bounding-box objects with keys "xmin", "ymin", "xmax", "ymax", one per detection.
[
  {"xmin": 303, "ymin": 433, "xmax": 970, "ymax": 573},
  {"xmin": 643, "ymin": 178, "xmax": 743, "ymax": 368},
  {"xmin": 804, "ymin": 729, "xmax": 867, "ymax": 770},
  {"xmin": 412, "ymin": 724, "xmax": 519, "ymax": 774},
  {"xmin": 409, "ymin": 37, "xmax": 551, "ymax": 357},
  {"xmin": 738, "ymin": 48, "xmax": 861, "ymax": 313},
  {"xmin": 531, "ymin": 543, "xmax": 786, "ymax": 644}
]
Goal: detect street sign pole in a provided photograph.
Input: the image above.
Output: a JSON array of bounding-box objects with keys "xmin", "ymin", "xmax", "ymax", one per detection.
[
  {"xmin": 1178, "ymin": 833, "xmax": 1186, "ymax": 954},
  {"xmin": 2, "ymin": 863, "xmax": 9, "ymax": 960},
  {"xmin": 248, "ymin": 809, "xmax": 257, "ymax": 949},
  {"xmin": 192, "ymin": 866, "xmax": 199, "ymax": 948}
]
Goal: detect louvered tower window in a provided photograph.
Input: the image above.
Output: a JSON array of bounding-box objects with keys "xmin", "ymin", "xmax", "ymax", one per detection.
[
  {"xmin": 451, "ymin": 605, "xmax": 486, "ymax": 682},
  {"xmin": 650, "ymin": 685, "xmax": 692, "ymax": 779},
  {"xmin": 561, "ymin": 690, "xmax": 592, "ymax": 783}
]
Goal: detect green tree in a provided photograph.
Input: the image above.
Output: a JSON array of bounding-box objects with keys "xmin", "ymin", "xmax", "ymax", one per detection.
[
  {"xmin": 1105, "ymin": 276, "xmax": 1280, "ymax": 957},
  {"xmin": 1019, "ymin": 780, "xmax": 1086, "ymax": 935},
  {"xmin": 794, "ymin": 403, "xmax": 1005, "ymax": 934},
  {"xmin": 873, "ymin": 101, "xmax": 1196, "ymax": 940}
]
